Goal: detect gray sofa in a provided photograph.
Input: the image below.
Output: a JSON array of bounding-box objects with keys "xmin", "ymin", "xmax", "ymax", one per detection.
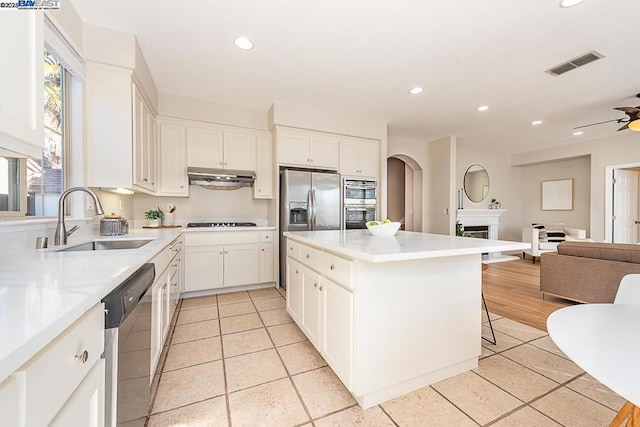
[{"xmin": 540, "ymin": 241, "xmax": 640, "ymax": 303}]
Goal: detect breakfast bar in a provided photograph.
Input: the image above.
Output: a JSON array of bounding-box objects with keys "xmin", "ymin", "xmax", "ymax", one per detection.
[{"xmin": 284, "ymin": 229, "xmax": 528, "ymax": 408}]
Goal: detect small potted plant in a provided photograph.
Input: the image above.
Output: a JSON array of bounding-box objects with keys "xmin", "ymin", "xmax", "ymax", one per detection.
[
  {"xmin": 144, "ymin": 209, "xmax": 164, "ymax": 228},
  {"xmin": 490, "ymin": 198, "xmax": 501, "ymax": 209}
]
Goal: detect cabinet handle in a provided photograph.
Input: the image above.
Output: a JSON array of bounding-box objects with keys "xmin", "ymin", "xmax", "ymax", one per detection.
[
  {"xmin": 261, "ymin": 248, "xmax": 265, "ymax": 252},
  {"xmin": 319, "ymin": 286, "xmax": 323, "ymax": 291},
  {"xmin": 265, "ymin": 235, "xmax": 269, "ymax": 239},
  {"xmin": 310, "ymin": 159, "xmax": 314, "ymax": 162},
  {"xmin": 295, "ymin": 270, "xmax": 298, "ymax": 274},
  {"xmin": 330, "ymin": 263, "xmax": 335, "ymax": 270},
  {"xmin": 306, "ymin": 253, "xmax": 310, "ymax": 259},
  {"xmin": 219, "ymin": 251, "xmax": 223, "ymax": 254},
  {"xmin": 75, "ymin": 350, "xmax": 89, "ymax": 364},
  {"xmin": 172, "ymin": 263, "xmax": 178, "ymax": 267},
  {"xmin": 181, "ymin": 185, "xmax": 184, "ymax": 189},
  {"xmin": 225, "ymin": 251, "xmax": 228, "ymax": 254},
  {"xmin": 289, "ymin": 247, "xmax": 293, "ymax": 251},
  {"xmin": 314, "ymin": 282, "xmax": 318, "ymax": 288},
  {"xmin": 143, "ymin": 178, "xmax": 148, "ymax": 182}
]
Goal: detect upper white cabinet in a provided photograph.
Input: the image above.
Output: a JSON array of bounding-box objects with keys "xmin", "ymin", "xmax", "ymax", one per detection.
[
  {"xmin": 133, "ymin": 85, "xmax": 157, "ymax": 192},
  {"xmin": 186, "ymin": 126, "xmax": 256, "ymax": 171},
  {"xmin": 0, "ymin": 11, "xmax": 44, "ymax": 158},
  {"xmin": 339, "ymin": 137, "xmax": 379, "ymax": 178},
  {"xmin": 86, "ymin": 67, "xmax": 156, "ymax": 194},
  {"xmin": 278, "ymin": 129, "xmax": 339, "ymax": 170},
  {"xmin": 254, "ymin": 135, "xmax": 273, "ymax": 199},
  {"xmin": 157, "ymin": 121, "xmax": 188, "ymax": 196}
]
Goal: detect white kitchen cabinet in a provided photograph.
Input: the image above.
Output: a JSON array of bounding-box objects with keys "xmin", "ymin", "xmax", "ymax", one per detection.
[
  {"xmin": 158, "ymin": 121, "xmax": 188, "ymax": 196},
  {"xmin": 50, "ymin": 359, "xmax": 105, "ymax": 427},
  {"xmin": 259, "ymin": 242, "xmax": 275, "ymax": 283},
  {"xmin": 223, "ymin": 244, "xmax": 260, "ymax": 287},
  {"xmin": 254, "ymin": 135, "xmax": 273, "ymax": 199},
  {"xmin": 301, "ymin": 264, "xmax": 323, "ymax": 348},
  {"xmin": 339, "ymin": 137, "xmax": 379, "ymax": 178},
  {"xmin": 133, "ymin": 85, "xmax": 157, "ymax": 192},
  {"xmin": 184, "ymin": 246, "xmax": 224, "ymax": 292},
  {"xmin": 322, "ymin": 276, "xmax": 354, "ymax": 389},
  {"xmin": 0, "ymin": 11, "xmax": 44, "ymax": 158},
  {"xmin": 0, "ymin": 304, "xmax": 105, "ymax": 427},
  {"xmin": 277, "ymin": 129, "xmax": 339, "ymax": 170},
  {"xmin": 286, "ymin": 259, "xmax": 302, "ymax": 323},
  {"xmin": 186, "ymin": 126, "xmax": 257, "ymax": 171}
]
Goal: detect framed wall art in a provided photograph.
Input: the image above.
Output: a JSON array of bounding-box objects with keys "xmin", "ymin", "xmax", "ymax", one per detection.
[{"xmin": 541, "ymin": 179, "xmax": 573, "ymax": 211}]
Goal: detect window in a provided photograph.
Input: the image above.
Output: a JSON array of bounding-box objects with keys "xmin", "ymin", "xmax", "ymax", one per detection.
[{"xmin": 0, "ymin": 50, "xmax": 68, "ymax": 217}]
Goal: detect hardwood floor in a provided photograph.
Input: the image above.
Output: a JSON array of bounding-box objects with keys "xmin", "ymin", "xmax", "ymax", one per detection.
[{"xmin": 482, "ymin": 258, "xmax": 574, "ymax": 331}]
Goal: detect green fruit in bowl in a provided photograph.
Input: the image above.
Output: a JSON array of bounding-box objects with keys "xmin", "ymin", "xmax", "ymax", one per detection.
[
  {"xmin": 383, "ymin": 219, "xmax": 392, "ymax": 224},
  {"xmin": 367, "ymin": 221, "xmax": 379, "ymax": 226}
]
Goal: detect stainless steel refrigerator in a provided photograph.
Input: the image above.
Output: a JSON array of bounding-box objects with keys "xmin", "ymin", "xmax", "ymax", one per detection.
[{"xmin": 279, "ymin": 169, "xmax": 341, "ymax": 287}]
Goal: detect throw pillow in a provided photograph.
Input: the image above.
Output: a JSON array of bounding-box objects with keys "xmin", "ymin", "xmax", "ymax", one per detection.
[{"xmin": 532, "ymin": 223, "xmax": 548, "ymax": 242}]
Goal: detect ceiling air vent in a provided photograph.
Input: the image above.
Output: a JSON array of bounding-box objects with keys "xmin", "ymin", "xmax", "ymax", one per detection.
[{"xmin": 546, "ymin": 50, "xmax": 604, "ymax": 76}]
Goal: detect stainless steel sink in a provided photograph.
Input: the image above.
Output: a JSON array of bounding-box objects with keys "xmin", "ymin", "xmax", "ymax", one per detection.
[{"xmin": 58, "ymin": 239, "xmax": 153, "ymax": 252}]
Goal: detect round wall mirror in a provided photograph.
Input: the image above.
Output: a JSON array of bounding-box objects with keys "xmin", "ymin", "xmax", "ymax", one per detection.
[{"xmin": 463, "ymin": 164, "xmax": 490, "ymax": 202}]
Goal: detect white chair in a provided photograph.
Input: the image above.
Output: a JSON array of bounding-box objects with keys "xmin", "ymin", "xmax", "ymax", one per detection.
[
  {"xmin": 521, "ymin": 225, "xmax": 589, "ymax": 264},
  {"xmin": 614, "ymin": 274, "xmax": 640, "ymax": 304}
]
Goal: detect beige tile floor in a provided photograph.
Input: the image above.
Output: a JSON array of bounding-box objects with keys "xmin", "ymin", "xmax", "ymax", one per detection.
[{"xmin": 148, "ymin": 289, "xmax": 625, "ymax": 426}]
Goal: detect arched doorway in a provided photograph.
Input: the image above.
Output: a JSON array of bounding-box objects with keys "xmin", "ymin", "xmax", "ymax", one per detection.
[{"xmin": 387, "ymin": 154, "xmax": 423, "ymax": 231}]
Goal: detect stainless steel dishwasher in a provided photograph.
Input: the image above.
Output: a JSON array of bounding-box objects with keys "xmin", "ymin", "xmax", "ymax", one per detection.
[{"xmin": 103, "ymin": 263, "xmax": 155, "ymax": 427}]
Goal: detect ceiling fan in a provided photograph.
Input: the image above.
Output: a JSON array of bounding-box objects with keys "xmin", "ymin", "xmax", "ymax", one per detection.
[{"xmin": 574, "ymin": 94, "xmax": 640, "ymax": 132}]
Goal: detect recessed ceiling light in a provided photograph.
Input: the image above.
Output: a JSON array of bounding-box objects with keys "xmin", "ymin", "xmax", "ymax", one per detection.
[
  {"xmin": 409, "ymin": 87, "xmax": 424, "ymax": 95},
  {"xmin": 559, "ymin": 0, "xmax": 585, "ymax": 8},
  {"xmin": 477, "ymin": 105, "xmax": 489, "ymax": 112},
  {"xmin": 234, "ymin": 37, "xmax": 254, "ymax": 50},
  {"xmin": 531, "ymin": 120, "xmax": 543, "ymax": 126},
  {"xmin": 573, "ymin": 131, "xmax": 584, "ymax": 136}
]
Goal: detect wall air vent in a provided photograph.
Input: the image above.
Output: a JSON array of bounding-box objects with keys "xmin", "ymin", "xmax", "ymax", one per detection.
[{"xmin": 546, "ymin": 50, "xmax": 604, "ymax": 76}]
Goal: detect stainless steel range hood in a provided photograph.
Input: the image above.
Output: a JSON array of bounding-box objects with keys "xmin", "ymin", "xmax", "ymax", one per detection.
[{"xmin": 187, "ymin": 167, "xmax": 256, "ymax": 190}]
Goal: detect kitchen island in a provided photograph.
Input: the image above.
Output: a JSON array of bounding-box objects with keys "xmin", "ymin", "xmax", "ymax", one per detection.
[{"xmin": 283, "ymin": 229, "xmax": 528, "ymax": 408}]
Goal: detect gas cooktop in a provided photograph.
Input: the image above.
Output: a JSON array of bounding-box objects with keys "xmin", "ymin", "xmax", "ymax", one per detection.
[{"xmin": 186, "ymin": 222, "xmax": 257, "ymax": 228}]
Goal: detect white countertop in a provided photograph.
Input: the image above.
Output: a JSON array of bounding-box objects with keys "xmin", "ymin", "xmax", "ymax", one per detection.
[
  {"xmin": 0, "ymin": 227, "xmax": 183, "ymax": 383},
  {"xmin": 284, "ymin": 230, "xmax": 529, "ymax": 263},
  {"xmin": 547, "ymin": 304, "xmax": 640, "ymax": 407}
]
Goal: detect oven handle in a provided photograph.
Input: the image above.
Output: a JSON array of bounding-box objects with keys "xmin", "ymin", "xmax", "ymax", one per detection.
[
  {"xmin": 345, "ymin": 185, "xmax": 376, "ymax": 190},
  {"xmin": 345, "ymin": 207, "xmax": 371, "ymax": 212}
]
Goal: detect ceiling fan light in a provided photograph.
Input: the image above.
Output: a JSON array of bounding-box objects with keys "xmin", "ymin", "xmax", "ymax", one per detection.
[{"xmin": 629, "ymin": 119, "xmax": 640, "ymax": 131}]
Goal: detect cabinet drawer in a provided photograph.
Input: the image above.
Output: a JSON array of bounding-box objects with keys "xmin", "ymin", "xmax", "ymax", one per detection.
[
  {"xmin": 22, "ymin": 304, "xmax": 104, "ymax": 426},
  {"xmin": 169, "ymin": 237, "xmax": 183, "ymax": 261},
  {"xmin": 299, "ymin": 243, "xmax": 320, "ymax": 271},
  {"xmin": 287, "ymin": 239, "xmax": 300, "ymax": 261},
  {"xmin": 185, "ymin": 231, "xmax": 259, "ymax": 246},
  {"xmin": 151, "ymin": 245, "xmax": 171, "ymax": 276},
  {"xmin": 260, "ymin": 231, "xmax": 274, "ymax": 243},
  {"xmin": 321, "ymin": 252, "xmax": 353, "ymax": 288}
]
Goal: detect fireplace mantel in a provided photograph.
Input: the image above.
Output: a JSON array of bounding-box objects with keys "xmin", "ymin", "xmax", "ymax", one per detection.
[{"xmin": 456, "ymin": 209, "xmax": 506, "ymax": 240}]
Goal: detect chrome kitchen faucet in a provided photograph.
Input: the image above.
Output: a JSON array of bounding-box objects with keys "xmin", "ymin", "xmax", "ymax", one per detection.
[{"xmin": 54, "ymin": 187, "xmax": 105, "ymax": 246}]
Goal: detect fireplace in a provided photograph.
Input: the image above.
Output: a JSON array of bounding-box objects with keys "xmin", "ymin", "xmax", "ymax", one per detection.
[
  {"xmin": 463, "ymin": 225, "xmax": 489, "ymax": 239},
  {"xmin": 457, "ymin": 209, "xmax": 518, "ymax": 263}
]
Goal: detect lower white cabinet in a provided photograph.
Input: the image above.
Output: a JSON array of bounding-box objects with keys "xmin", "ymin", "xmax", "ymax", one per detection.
[
  {"xmin": 286, "ymin": 259, "xmax": 302, "ymax": 323},
  {"xmin": 183, "ymin": 230, "xmax": 275, "ymax": 293},
  {"xmin": 300, "ymin": 265, "xmax": 323, "ymax": 348},
  {"xmin": 286, "ymin": 239, "xmax": 354, "ymax": 392},
  {"xmin": 50, "ymin": 359, "xmax": 105, "ymax": 427},
  {"xmin": 0, "ymin": 304, "xmax": 105, "ymax": 427}
]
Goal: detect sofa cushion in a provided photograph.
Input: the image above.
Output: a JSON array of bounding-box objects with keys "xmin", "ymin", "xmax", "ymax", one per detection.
[
  {"xmin": 532, "ymin": 223, "xmax": 548, "ymax": 241},
  {"xmin": 557, "ymin": 241, "xmax": 640, "ymax": 264}
]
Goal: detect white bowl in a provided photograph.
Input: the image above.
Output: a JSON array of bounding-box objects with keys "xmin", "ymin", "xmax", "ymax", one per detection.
[{"xmin": 366, "ymin": 221, "xmax": 401, "ymax": 236}]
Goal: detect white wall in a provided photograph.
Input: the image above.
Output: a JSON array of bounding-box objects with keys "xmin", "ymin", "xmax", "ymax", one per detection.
[
  {"xmin": 456, "ymin": 144, "xmax": 523, "ymax": 241},
  {"xmin": 512, "ymin": 132, "xmax": 640, "ymax": 241},
  {"xmin": 429, "ymin": 136, "xmax": 456, "ymax": 235},
  {"xmin": 133, "ymin": 186, "xmax": 269, "ymax": 225},
  {"xmin": 519, "ymin": 157, "xmax": 591, "ymax": 233},
  {"xmin": 45, "ymin": 5, "xmax": 83, "ymax": 54},
  {"xmin": 160, "ymin": 94, "xmax": 269, "ymax": 131}
]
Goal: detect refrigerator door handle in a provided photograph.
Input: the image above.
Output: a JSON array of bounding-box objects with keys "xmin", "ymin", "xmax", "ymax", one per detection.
[
  {"xmin": 311, "ymin": 189, "xmax": 317, "ymax": 230},
  {"xmin": 307, "ymin": 189, "xmax": 313, "ymax": 231}
]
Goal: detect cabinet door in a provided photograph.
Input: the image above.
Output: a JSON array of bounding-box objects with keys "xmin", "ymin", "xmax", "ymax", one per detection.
[
  {"xmin": 254, "ymin": 135, "xmax": 273, "ymax": 199},
  {"xmin": 224, "ymin": 244, "xmax": 260, "ymax": 287},
  {"xmin": 259, "ymin": 243, "xmax": 275, "ymax": 283},
  {"xmin": 151, "ymin": 278, "xmax": 163, "ymax": 375},
  {"xmin": 133, "ymin": 88, "xmax": 146, "ymax": 188},
  {"xmin": 322, "ymin": 277, "xmax": 354, "ymax": 390},
  {"xmin": 278, "ymin": 132, "xmax": 310, "ymax": 166},
  {"xmin": 286, "ymin": 259, "xmax": 302, "ymax": 323},
  {"xmin": 158, "ymin": 122, "xmax": 188, "ymax": 196},
  {"xmin": 223, "ymin": 131, "xmax": 256, "ymax": 171},
  {"xmin": 187, "ymin": 127, "xmax": 224, "ymax": 168},
  {"xmin": 184, "ymin": 246, "xmax": 224, "ymax": 292},
  {"xmin": 357, "ymin": 141, "xmax": 378, "ymax": 178},
  {"xmin": 50, "ymin": 359, "xmax": 105, "ymax": 427},
  {"xmin": 300, "ymin": 265, "xmax": 323, "ymax": 348},
  {"xmin": 309, "ymin": 135, "xmax": 339, "ymax": 170},
  {"xmin": 0, "ymin": 373, "xmax": 25, "ymax": 425},
  {"xmin": 162, "ymin": 277, "xmax": 171, "ymax": 342},
  {"xmin": 148, "ymin": 113, "xmax": 157, "ymax": 191},
  {"xmin": 0, "ymin": 11, "xmax": 43, "ymax": 158},
  {"xmin": 339, "ymin": 139, "xmax": 359, "ymax": 176}
]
